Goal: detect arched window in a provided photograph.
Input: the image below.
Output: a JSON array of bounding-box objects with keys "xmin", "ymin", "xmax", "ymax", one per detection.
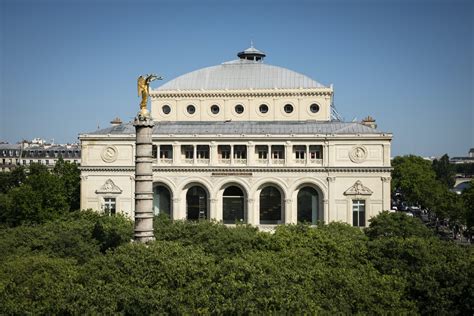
[
  {"xmin": 223, "ymin": 186, "xmax": 245, "ymax": 224},
  {"xmin": 297, "ymin": 187, "xmax": 319, "ymax": 224},
  {"xmin": 260, "ymin": 186, "xmax": 282, "ymax": 224},
  {"xmin": 153, "ymin": 185, "xmax": 171, "ymax": 217},
  {"xmin": 186, "ymin": 186, "xmax": 207, "ymax": 220}
]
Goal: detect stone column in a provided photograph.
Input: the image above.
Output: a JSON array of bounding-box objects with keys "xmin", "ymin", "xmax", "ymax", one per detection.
[
  {"xmin": 284, "ymin": 198, "xmax": 293, "ymax": 224},
  {"xmin": 210, "ymin": 142, "xmax": 218, "ymax": 165},
  {"xmin": 381, "ymin": 177, "xmax": 391, "ymax": 211},
  {"xmin": 326, "ymin": 176, "xmax": 336, "ymax": 224},
  {"xmin": 133, "ymin": 114, "xmax": 155, "ymax": 243}
]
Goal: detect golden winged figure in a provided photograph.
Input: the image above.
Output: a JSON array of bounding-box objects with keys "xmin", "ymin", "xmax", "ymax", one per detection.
[{"xmin": 137, "ymin": 74, "xmax": 162, "ymax": 112}]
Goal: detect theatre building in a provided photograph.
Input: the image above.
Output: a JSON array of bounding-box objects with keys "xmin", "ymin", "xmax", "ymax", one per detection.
[{"xmin": 79, "ymin": 46, "xmax": 392, "ymax": 228}]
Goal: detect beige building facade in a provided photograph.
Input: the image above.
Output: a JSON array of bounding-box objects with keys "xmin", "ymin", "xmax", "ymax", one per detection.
[{"xmin": 79, "ymin": 47, "xmax": 392, "ymax": 227}]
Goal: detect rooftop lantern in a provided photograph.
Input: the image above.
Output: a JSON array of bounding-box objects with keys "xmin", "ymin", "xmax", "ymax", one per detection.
[{"xmin": 237, "ymin": 43, "xmax": 266, "ymax": 62}]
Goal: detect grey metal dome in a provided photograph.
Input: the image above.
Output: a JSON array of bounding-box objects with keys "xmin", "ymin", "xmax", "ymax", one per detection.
[{"xmin": 156, "ymin": 47, "xmax": 326, "ymax": 91}]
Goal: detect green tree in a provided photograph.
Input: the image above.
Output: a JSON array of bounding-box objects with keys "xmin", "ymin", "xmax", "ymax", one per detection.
[
  {"xmin": 53, "ymin": 158, "xmax": 81, "ymax": 211},
  {"xmin": 462, "ymin": 181, "xmax": 474, "ymax": 235},
  {"xmin": 0, "ymin": 166, "xmax": 26, "ymax": 194},
  {"xmin": 391, "ymin": 155, "xmax": 444, "ymax": 210},
  {"xmin": 432, "ymin": 154, "xmax": 456, "ymax": 188},
  {"xmin": 365, "ymin": 211, "xmax": 433, "ymax": 239},
  {"xmin": 0, "ymin": 255, "xmax": 80, "ymax": 315},
  {"xmin": 0, "ymin": 163, "xmax": 71, "ymax": 226}
]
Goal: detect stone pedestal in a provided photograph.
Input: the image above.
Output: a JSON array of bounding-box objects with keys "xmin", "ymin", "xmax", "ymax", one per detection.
[{"xmin": 133, "ymin": 113, "xmax": 155, "ymax": 243}]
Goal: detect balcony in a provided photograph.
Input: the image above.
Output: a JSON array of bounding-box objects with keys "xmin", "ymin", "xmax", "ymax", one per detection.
[
  {"xmin": 159, "ymin": 158, "xmax": 173, "ymax": 165},
  {"xmin": 219, "ymin": 158, "xmax": 231, "ymax": 165},
  {"xmin": 271, "ymin": 158, "xmax": 285, "ymax": 165},
  {"xmin": 196, "ymin": 158, "xmax": 210, "ymax": 165},
  {"xmin": 234, "ymin": 158, "xmax": 247, "ymax": 165},
  {"xmin": 310, "ymin": 158, "xmax": 323, "ymax": 165}
]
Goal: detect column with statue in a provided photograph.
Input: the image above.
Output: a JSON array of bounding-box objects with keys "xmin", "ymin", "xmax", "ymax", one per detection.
[{"xmin": 133, "ymin": 74, "xmax": 162, "ymax": 243}]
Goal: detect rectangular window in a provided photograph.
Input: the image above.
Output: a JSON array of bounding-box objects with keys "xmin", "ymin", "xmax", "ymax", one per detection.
[
  {"xmin": 352, "ymin": 200, "xmax": 366, "ymax": 227},
  {"xmin": 309, "ymin": 145, "xmax": 322, "ymax": 159},
  {"xmin": 196, "ymin": 145, "xmax": 209, "ymax": 159},
  {"xmin": 271, "ymin": 145, "xmax": 285, "ymax": 159},
  {"xmin": 104, "ymin": 198, "xmax": 116, "ymax": 215},
  {"xmin": 182, "ymin": 145, "xmax": 194, "ymax": 159},
  {"xmin": 234, "ymin": 145, "xmax": 247, "ymax": 159},
  {"xmin": 152, "ymin": 145, "xmax": 158, "ymax": 159},
  {"xmin": 45, "ymin": 160, "xmax": 49, "ymax": 165},
  {"xmin": 256, "ymin": 145, "xmax": 268, "ymax": 159},
  {"xmin": 160, "ymin": 145, "xmax": 173, "ymax": 159},
  {"xmin": 294, "ymin": 146, "xmax": 306, "ymax": 160},
  {"xmin": 219, "ymin": 145, "xmax": 231, "ymax": 159}
]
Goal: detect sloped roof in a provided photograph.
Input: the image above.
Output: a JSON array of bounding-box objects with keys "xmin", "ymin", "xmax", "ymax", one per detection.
[{"xmin": 85, "ymin": 121, "xmax": 386, "ymax": 136}]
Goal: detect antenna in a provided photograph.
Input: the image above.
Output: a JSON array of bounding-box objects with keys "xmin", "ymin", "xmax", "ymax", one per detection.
[{"xmin": 330, "ymin": 88, "xmax": 344, "ymax": 121}]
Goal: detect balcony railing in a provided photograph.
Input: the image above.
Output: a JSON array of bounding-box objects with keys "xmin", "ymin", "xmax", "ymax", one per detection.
[
  {"xmin": 184, "ymin": 158, "xmax": 193, "ymax": 164},
  {"xmin": 271, "ymin": 158, "xmax": 285, "ymax": 165},
  {"xmin": 219, "ymin": 158, "xmax": 231, "ymax": 165},
  {"xmin": 310, "ymin": 158, "xmax": 323, "ymax": 165},
  {"xmin": 295, "ymin": 159, "xmax": 306, "ymax": 164},
  {"xmin": 234, "ymin": 158, "xmax": 247, "ymax": 165},
  {"xmin": 159, "ymin": 158, "xmax": 173, "ymax": 165},
  {"xmin": 196, "ymin": 158, "xmax": 210, "ymax": 165}
]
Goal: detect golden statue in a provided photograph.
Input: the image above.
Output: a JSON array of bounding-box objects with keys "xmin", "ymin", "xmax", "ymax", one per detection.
[{"xmin": 137, "ymin": 74, "xmax": 162, "ymax": 114}]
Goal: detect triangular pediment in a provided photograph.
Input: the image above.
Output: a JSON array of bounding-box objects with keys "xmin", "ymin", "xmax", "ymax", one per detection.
[
  {"xmin": 344, "ymin": 180, "xmax": 373, "ymax": 196},
  {"xmin": 95, "ymin": 179, "xmax": 122, "ymax": 194}
]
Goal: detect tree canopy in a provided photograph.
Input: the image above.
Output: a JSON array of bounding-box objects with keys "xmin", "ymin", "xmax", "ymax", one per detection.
[{"xmin": 0, "ymin": 213, "xmax": 472, "ymax": 315}]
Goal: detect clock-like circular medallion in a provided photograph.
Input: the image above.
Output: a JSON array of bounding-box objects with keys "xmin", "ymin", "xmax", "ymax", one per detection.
[
  {"xmin": 349, "ymin": 146, "xmax": 367, "ymax": 163},
  {"xmin": 101, "ymin": 146, "xmax": 118, "ymax": 163}
]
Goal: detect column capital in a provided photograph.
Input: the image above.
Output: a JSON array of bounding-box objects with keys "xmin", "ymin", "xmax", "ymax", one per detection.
[
  {"xmin": 327, "ymin": 176, "xmax": 336, "ymax": 183},
  {"xmin": 381, "ymin": 177, "xmax": 391, "ymax": 183}
]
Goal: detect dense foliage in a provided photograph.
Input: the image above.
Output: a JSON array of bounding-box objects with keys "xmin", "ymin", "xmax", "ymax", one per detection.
[
  {"xmin": 0, "ymin": 212, "xmax": 472, "ymax": 315},
  {"xmin": 391, "ymin": 155, "xmax": 472, "ymax": 228},
  {"xmin": 0, "ymin": 159, "xmax": 80, "ymax": 226}
]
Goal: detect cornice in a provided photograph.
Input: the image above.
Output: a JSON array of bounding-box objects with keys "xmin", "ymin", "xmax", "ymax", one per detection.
[
  {"xmin": 150, "ymin": 89, "xmax": 332, "ymax": 99},
  {"xmin": 80, "ymin": 166, "xmax": 393, "ymax": 173}
]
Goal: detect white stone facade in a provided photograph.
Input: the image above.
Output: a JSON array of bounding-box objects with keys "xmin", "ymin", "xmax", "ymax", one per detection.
[{"xmin": 79, "ymin": 47, "xmax": 392, "ymax": 227}]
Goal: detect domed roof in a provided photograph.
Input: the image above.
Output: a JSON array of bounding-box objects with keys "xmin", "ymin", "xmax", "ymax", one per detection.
[{"xmin": 156, "ymin": 47, "xmax": 326, "ymax": 91}]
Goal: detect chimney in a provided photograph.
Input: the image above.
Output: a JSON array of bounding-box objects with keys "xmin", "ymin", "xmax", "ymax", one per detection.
[
  {"xmin": 361, "ymin": 115, "xmax": 377, "ymax": 129},
  {"xmin": 110, "ymin": 117, "xmax": 122, "ymax": 126}
]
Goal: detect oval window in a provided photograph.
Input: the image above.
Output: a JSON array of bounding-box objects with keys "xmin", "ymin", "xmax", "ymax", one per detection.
[
  {"xmin": 187, "ymin": 105, "xmax": 196, "ymax": 114},
  {"xmin": 235, "ymin": 104, "xmax": 244, "ymax": 114},
  {"xmin": 310, "ymin": 103, "xmax": 320, "ymax": 113},
  {"xmin": 162, "ymin": 105, "xmax": 171, "ymax": 114},
  {"xmin": 259, "ymin": 104, "xmax": 268, "ymax": 114},
  {"xmin": 284, "ymin": 104, "xmax": 294, "ymax": 113},
  {"xmin": 211, "ymin": 105, "xmax": 220, "ymax": 114}
]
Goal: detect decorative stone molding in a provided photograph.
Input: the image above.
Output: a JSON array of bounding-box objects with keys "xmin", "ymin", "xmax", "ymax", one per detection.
[
  {"xmin": 101, "ymin": 146, "xmax": 118, "ymax": 163},
  {"xmin": 381, "ymin": 177, "xmax": 391, "ymax": 183},
  {"xmin": 344, "ymin": 180, "xmax": 373, "ymax": 196},
  {"xmin": 349, "ymin": 146, "xmax": 368, "ymax": 163},
  {"xmin": 80, "ymin": 166, "xmax": 393, "ymax": 173},
  {"xmin": 150, "ymin": 90, "xmax": 332, "ymax": 99},
  {"xmin": 327, "ymin": 176, "xmax": 336, "ymax": 183},
  {"xmin": 95, "ymin": 179, "xmax": 122, "ymax": 194},
  {"xmin": 172, "ymin": 198, "xmax": 181, "ymax": 202}
]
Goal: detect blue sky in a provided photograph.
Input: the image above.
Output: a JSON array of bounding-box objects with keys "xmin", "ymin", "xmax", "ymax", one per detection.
[{"xmin": 1, "ymin": 0, "xmax": 472, "ymax": 157}]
